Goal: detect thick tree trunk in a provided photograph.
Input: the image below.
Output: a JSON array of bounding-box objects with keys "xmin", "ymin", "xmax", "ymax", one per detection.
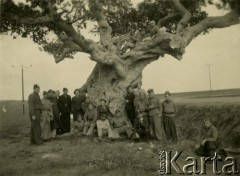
[{"xmin": 80, "ymin": 63, "xmax": 143, "ymax": 116}]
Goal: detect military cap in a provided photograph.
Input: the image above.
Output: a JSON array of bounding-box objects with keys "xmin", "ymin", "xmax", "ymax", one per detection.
[{"xmin": 165, "ymin": 91, "xmax": 171, "ymax": 96}]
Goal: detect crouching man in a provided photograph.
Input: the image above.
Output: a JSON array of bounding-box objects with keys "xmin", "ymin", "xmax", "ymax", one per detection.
[
  {"xmin": 96, "ymin": 114, "xmax": 114, "ymax": 141},
  {"xmin": 195, "ymin": 117, "xmax": 219, "ymax": 157},
  {"xmin": 83, "ymin": 103, "xmax": 97, "ymax": 136},
  {"xmin": 133, "ymin": 112, "xmax": 150, "ymax": 141},
  {"xmin": 110, "ymin": 110, "xmax": 133, "ymax": 139},
  {"xmin": 71, "ymin": 114, "xmax": 85, "ymax": 136}
]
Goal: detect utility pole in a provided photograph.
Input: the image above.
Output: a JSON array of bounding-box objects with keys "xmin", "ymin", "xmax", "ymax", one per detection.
[
  {"xmin": 207, "ymin": 64, "xmax": 213, "ymax": 92},
  {"xmin": 21, "ymin": 65, "xmax": 25, "ymax": 114},
  {"xmin": 13, "ymin": 65, "xmax": 32, "ymax": 114}
]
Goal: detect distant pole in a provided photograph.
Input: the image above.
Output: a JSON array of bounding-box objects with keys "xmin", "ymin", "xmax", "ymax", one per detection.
[
  {"xmin": 21, "ymin": 65, "xmax": 25, "ymax": 114},
  {"xmin": 207, "ymin": 64, "xmax": 212, "ymax": 92},
  {"xmin": 12, "ymin": 65, "xmax": 32, "ymax": 115}
]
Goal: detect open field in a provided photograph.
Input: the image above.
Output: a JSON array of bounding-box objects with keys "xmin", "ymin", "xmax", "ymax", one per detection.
[
  {"xmin": 0, "ymin": 89, "xmax": 240, "ymax": 176},
  {"xmin": 159, "ymin": 88, "xmax": 240, "ymax": 106}
]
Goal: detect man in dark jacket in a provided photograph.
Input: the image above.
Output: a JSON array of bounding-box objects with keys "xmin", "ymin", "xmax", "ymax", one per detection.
[
  {"xmin": 28, "ymin": 84, "xmax": 43, "ymax": 145},
  {"xmin": 125, "ymin": 86, "xmax": 135, "ymax": 126},
  {"xmin": 72, "ymin": 89, "xmax": 86, "ymax": 121},
  {"xmin": 59, "ymin": 88, "xmax": 72, "ymax": 133}
]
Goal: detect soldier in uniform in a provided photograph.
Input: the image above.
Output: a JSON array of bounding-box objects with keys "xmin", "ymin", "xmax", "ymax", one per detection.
[
  {"xmin": 162, "ymin": 91, "xmax": 178, "ymax": 143},
  {"xmin": 195, "ymin": 118, "xmax": 219, "ymax": 157},
  {"xmin": 59, "ymin": 88, "xmax": 72, "ymax": 133},
  {"xmin": 147, "ymin": 89, "xmax": 163, "ymax": 141},
  {"xmin": 28, "ymin": 84, "xmax": 43, "ymax": 145},
  {"xmin": 110, "ymin": 110, "xmax": 133, "ymax": 139},
  {"xmin": 134, "ymin": 91, "xmax": 150, "ymax": 140}
]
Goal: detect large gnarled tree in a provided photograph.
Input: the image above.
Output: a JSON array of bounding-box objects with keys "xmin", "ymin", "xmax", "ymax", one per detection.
[{"xmin": 1, "ymin": 0, "xmax": 240, "ymax": 113}]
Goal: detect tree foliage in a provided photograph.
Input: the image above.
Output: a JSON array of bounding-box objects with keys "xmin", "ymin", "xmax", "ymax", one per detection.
[{"xmin": 1, "ymin": 0, "xmax": 240, "ymax": 62}]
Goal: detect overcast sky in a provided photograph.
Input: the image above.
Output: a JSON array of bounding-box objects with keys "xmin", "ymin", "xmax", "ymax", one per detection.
[{"xmin": 0, "ymin": 1, "xmax": 240, "ymax": 100}]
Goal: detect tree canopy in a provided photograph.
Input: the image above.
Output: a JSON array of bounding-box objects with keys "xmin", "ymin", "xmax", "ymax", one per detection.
[{"xmin": 1, "ymin": 0, "xmax": 240, "ymax": 65}]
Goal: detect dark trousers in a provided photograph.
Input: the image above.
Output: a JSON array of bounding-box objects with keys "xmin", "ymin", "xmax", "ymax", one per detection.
[
  {"xmin": 163, "ymin": 115, "xmax": 177, "ymax": 143},
  {"xmin": 134, "ymin": 115, "xmax": 150, "ymax": 140},
  {"xmin": 73, "ymin": 109, "xmax": 84, "ymax": 121},
  {"xmin": 30, "ymin": 110, "xmax": 43, "ymax": 145},
  {"xmin": 195, "ymin": 141, "xmax": 218, "ymax": 157},
  {"xmin": 60, "ymin": 112, "xmax": 71, "ymax": 133},
  {"xmin": 126, "ymin": 110, "xmax": 135, "ymax": 126}
]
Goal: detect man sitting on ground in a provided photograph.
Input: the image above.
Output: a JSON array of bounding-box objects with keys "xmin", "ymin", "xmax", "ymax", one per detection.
[
  {"xmin": 195, "ymin": 117, "xmax": 218, "ymax": 157},
  {"xmin": 110, "ymin": 110, "xmax": 133, "ymax": 139},
  {"xmin": 71, "ymin": 115, "xmax": 85, "ymax": 136},
  {"xmin": 96, "ymin": 114, "xmax": 114, "ymax": 141}
]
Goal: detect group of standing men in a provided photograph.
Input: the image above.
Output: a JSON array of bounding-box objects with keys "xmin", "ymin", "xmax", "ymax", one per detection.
[
  {"xmin": 28, "ymin": 85, "xmax": 87, "ymax": 145},
  {"xmin": 125, "ymin": 83, "xmax": 178, "ymax": 143},
  {"xmin": 28, "ymin": 83, "xmax": 178, "ymax": 145}
]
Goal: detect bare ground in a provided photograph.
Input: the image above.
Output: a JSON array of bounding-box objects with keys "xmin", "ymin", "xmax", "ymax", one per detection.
[{"xmin": 0, "ymin": 95, "xmax": 240, "ymax": 176}]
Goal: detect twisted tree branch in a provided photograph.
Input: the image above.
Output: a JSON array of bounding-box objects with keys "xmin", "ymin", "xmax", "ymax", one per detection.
[
  {"xmin": 183, "ymin": 8, "xmax": 240, "ymax": 45},
  {"xmin": 172, "ymin": 0, "xmax": 191, "ymax": 33},
  {"xmin": 89, "ymin": 0, "xmax": 113, "ymax": 48}
]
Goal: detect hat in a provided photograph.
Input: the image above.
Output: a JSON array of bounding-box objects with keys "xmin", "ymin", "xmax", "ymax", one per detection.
[
  {"xmin": 33, "ymin": 84, "xmax": 39, "ymax": 89},
  {"xmin": 100, "ymin": 98, "xmax": 107, "ymax": 103},
  {"xmin": 147, "ymin": 89, "xmax": 154, "ymax": 93}
]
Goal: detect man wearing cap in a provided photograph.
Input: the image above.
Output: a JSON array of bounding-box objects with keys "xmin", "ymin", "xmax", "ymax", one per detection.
[
  {"xmin": 195, "ymin": 118, "xmax": 219, "ymax": 157},
  {"xmin": 72, "ymin": 89, "xmax": 86, "ymax": 121},
  {"xmin": 162, "ymin": 91, "xmax": 178, "ymax": 143},
  {"xmin": 147, "ymin": 89, "xmax": 163, "ymax": 141},
  {"xmin": 59, "ymin": 88, "xmax": 72, "ymax": 133},
  {"xmin": 28, "ymin": 84, "xmax": 43, "ymax": 145},
  {"xmin": 125, "ymin": 86, "xmax": 136, "ymax": 126}
]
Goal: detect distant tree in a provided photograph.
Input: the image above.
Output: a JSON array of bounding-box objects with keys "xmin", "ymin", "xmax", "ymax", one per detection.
[{"xmin": 1, "ymin": 0, "xmax": 240, "ymax": 113}]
